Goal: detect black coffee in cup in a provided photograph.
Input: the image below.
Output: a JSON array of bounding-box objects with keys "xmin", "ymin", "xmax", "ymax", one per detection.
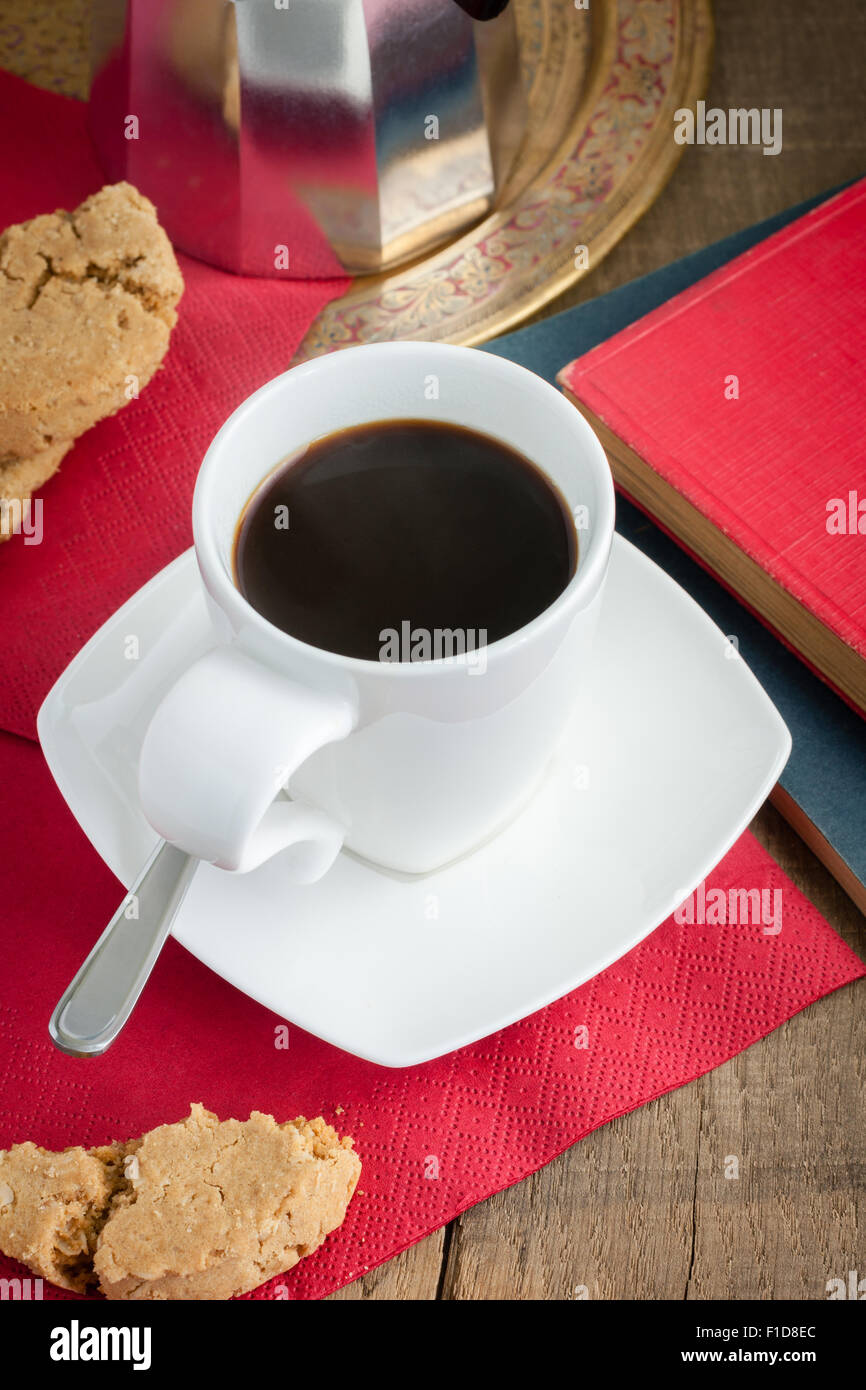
[{"xmin": 233, "ymin": 419, "xmax": 577, "ymax": 661}]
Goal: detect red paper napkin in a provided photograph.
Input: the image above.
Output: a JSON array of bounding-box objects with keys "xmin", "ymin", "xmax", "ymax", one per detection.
[
  {"xmin": 0, "ymin": 71, "xmax": 350, "ymax": 741},
  {"xmin": 0, "ymin": 69, "xmax": 862, "ymax": 1302},
  {"xmin": 0, "ymin": 731, "xmax": 862, "ymax": 1300}
]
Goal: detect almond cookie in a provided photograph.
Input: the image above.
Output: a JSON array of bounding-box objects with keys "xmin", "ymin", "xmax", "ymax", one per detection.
[
  {"xmin": 0, "ymin": 182, "xmax": 183, "ymax": 460},
  {"xmin": 0, "ymin": 1139, "xmax": 127, "ymax": 1291},
  {"xmin": 0, "ymin": 1105, "xmax": 360, "ymax": 1300}
]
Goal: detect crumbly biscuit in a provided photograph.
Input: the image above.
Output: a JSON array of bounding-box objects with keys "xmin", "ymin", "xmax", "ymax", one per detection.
[
  {"xmin": 0, "ymin": 440, "xmax": 72, "ymax": 540},
  {"xmin": 0, "ymin": 1139, "xmax": 127, "ymax": 1291},
  {"xmin": 0, "ymin": 1105, "xmax": 360, "ymax": 1300},
  {"xmin": 0, "ymin": 182, "xmax": 183, "ymax": 460}
]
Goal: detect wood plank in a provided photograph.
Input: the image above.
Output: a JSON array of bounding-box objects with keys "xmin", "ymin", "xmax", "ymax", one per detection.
[
  {"xmin": 688, "ymin": 1002, "xmax": 863, "ymax": 1300},
  {"xmin": 327, "ymin": 1230, "xmax": 446, "ymax": 1301},
  {"xmin": 441, "ymin": 1091, "xmax": 700, "ymax": 1299},
  {"xmin": 533, "ymin": 0, "xmax": 866, "ymax": 322}
]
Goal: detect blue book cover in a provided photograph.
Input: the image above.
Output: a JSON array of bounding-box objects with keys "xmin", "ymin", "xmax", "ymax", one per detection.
[{"xmin": 484, "ymin": 186, "xmax": 866, "ymax": 913}]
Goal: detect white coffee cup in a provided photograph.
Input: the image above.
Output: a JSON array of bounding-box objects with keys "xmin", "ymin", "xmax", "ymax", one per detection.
[{"xmin": 138, "ymin": 343, "xmax": 614, "ymax": 879}]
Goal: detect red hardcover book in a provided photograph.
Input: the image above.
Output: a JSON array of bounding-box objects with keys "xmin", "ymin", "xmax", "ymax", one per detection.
[{"xmin": 558, "ymin": 179, "xmax": 866, "ymax": 717}]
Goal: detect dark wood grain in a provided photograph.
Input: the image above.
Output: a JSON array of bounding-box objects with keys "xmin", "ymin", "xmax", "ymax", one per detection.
[{"xmin": 531, "ymin": 0, "xmax": 866, "ymax": 322}]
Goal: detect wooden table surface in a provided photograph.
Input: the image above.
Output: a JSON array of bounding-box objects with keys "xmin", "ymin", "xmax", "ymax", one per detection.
[{"xmin": 2, "ymin": 0, "xmax": 863, "ymax": 1300}]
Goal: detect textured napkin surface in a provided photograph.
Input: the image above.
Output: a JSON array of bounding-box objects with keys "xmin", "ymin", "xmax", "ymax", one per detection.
[
  {"xmin": 0, "ymin": 731, "xmax": 862, "ymax": 1299},
  {"xmin": 0, "ymin": 71, "xmax": 349, "ymax": 740}
]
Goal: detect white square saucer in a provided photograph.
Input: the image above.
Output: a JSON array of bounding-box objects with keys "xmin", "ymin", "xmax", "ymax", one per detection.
[{"xmin": 37, "ymin": 538, "xmax": 790, "ymax": 1066}]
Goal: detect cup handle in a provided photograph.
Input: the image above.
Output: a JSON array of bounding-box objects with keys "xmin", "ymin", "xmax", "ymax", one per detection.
[{"xmin": 138, "ymin": 647, "xmax": 355, "ymax": 878}]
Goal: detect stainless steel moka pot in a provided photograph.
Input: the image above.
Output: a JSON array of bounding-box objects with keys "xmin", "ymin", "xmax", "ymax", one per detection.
[{"xmin": 88, "ymin": 0, "xmax": 526, "ymax": 277}]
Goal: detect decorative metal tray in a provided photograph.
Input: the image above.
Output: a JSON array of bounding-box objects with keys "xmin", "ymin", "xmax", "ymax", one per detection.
[{"xmin": 0, "ymin": 0, "xmax": 712, "ymax": 358}]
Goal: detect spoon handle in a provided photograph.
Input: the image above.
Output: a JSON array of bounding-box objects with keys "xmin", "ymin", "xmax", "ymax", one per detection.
[{"xmin": 49, "ymin": 841, "xmax": 197, "ymax": 1058}]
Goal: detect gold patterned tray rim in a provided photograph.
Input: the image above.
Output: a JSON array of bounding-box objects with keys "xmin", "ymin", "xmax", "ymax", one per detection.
[{"xmin": 295, "ymin": 0, "xmax": 714, "ymax": 361}]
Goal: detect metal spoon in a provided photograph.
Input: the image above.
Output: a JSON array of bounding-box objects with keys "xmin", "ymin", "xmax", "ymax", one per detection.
[{"xmin": 49, "ymin": 841, "xmax": 197, "ymax": 1058}]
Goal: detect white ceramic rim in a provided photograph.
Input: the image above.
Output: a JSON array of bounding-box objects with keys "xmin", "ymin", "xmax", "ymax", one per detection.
[{"xmin": 192, "ymin": 342, "xmax": 616, "ymax": 678}]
